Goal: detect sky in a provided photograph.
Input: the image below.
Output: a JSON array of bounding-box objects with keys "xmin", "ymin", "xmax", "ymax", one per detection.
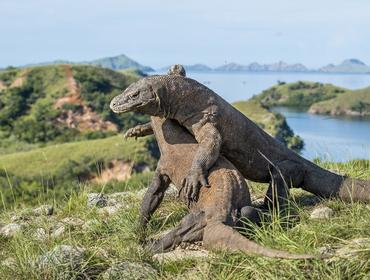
[{"xmin": 1, "ymin": 0, "xmax": 370, "ymax": 69}]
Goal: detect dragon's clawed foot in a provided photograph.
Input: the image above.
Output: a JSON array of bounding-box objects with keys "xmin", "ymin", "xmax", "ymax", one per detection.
[
  {"xmin": 180, "ymin": 169, "xmax": 209, "ymax": 204},
  {"xmin": 123, "ymin": 127, "xmax": 141, "ymax": 140}
]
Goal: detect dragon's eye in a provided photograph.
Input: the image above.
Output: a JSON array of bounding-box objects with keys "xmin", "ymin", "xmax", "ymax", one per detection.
[{"xmin": 131, "ymin": 92, "xmax": 139, "ymax": 99}]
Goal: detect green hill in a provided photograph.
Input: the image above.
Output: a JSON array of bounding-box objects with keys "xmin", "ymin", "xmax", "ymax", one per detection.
[
  {"xmin": 17, "ymin": 54, "xmax": 154, "ymax": 72},
  {"xmin": 84, "ymin": 54, "xmax": 154, "ymax": 72},
  {"xmin": 0, "ymin": 135, "xmax": 157, "ymax": 207},
  {"xmin": 0, "ymin": 64, "xmax": 149, "ymax": 153},
  {"xmin": 233, "ymin": 100, "xmax": 303, "ymax": 151},
  {"xmin": 251, "ymin": 80, "xmax": 370, "ymax": 117},
  {"xmin": 253, "ymin": 81, "xmax": 347, "ymax": 108},
  {"xmin": 309, "ymin": 86, "xmax": 370, "ymax": 116}
]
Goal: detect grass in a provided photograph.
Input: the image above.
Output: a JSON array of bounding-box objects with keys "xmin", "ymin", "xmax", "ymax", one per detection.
[
  {"xmin": 252, "ymin": 81, "xmax": 370, "ymax": 117},
  {"xmin": 0, "ymin": 64, "xmax": 148, "ymax": 148},
  {"xmin": 309, "ymin": 86, "xmax": 370, "ymax": 116},
  {"xmin": 0, "ymin": 159, "xmax": 369, "ymax": 279},
  {"xmin": 0, "ymin": 135, "xmax": 158, "ymax": 208},
  {"xmin": 0, "ymin": 135, "xmax": 155, "ymax": 179},
  {"xmin": 253, "ymin": 81, "xmax": 348, "ymax": 108},
  {"xmin": 233, "ymin": 100, "xmax": 303, "ymax": 151}
]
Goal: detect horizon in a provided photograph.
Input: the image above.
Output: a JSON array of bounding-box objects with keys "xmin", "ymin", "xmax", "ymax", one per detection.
[
  {"xmin": 1, "ymin": 0, "xmax": 370, "ymax": 69},
  {"xmin": 3, "ymin": 53, "xmax": 369, "ymax": 71}
]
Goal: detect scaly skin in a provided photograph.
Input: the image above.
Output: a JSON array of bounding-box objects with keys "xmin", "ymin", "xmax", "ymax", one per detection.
[
  {"xmin": 129, "ymin": 116, "xmax": 317, "ymax": 259},
  {"xmin": 111, "ymin": 65, "xmax": 370, "ymax": 205}
]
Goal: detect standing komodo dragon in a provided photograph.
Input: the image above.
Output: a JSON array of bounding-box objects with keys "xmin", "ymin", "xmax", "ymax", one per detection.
[
  {"xmin": 110, "ymin": 65, "xmax": 370, "ymax": 205},
  {"xmin": 128, "ymin": 115, "xmax": 316, "ymax": 259}
]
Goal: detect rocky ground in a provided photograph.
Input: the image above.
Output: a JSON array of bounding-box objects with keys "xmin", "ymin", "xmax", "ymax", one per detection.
[{"xmin": 1, "ymin": 179, "xmax": 370, "ymax": 279}]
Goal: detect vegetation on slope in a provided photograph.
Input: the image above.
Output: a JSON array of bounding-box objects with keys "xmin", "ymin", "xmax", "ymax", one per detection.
[
  {"xmin": 233, "ymin": 100, "xmax": 304, "ymax": 151},
  {"xmin": 85, "ymin": 54, "xmax": 154, "ymax": 72},
  {"xmin": 309, "ymin": 86, "xmax": 370, "ymax": 116},
  {"xmin": 253, "ymin": 81, "xmax": 347, "ymax": 108},
  {"xmin": 15, "ymin": 54, "xmax": 154, "ymax": 72},
  {"xmin": 0, "ymin": 65, "xmax": 149, "ymax": 153},
  {"xmin": 0, "ymin": 135, "xmax": 158, "ymax": 207}
]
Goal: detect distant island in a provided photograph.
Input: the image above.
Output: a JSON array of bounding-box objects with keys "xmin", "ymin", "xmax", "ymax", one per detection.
[
  {"xmin": 160, "ymin": 58, "xmax": 370, "ymax": 74},
  {"xmin": 11, "ymin": 54, "xmax": 154, "ymax": 73},
  {"xmin": 3, "ymin": 55, "xmax": 369, "ymax": 75},
  {"xmin": 253, "ymin": 81, "xmax": 370, "ymax": 117}
]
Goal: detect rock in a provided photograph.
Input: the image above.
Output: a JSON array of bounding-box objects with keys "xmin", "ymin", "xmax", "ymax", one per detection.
[
  {"xmin": 153, "ymin": 247, "xmax": 209, "ymax": 263},
  {"xmin": 318, "ymin": 246, "xmax": 336, "ymax": 256},
  {"xmin": 153, "ymin": 242, "xmax": 208, "ymax": 263},
  {"xmin": 108, "ymin": 192, "xmax": 131, "ymax": 202},
  {"xmin": 179, "ymin": 241, "xmax": 203, "ymax": 250},
  {"xmin": 60, "ymin": 217, "xmax": 85, "ymax": 227},
  {"xmin": 310, "ymin": 206, "xmax": 334, "ymax": 219},
  {"xmin": 87, "ymin": 193, "xmax": 108, "ymax": 208},
  {"xmin": 51, "ymin": 217, "xmax": 85, "ymax": 238},
  {"xmin": 51, "ymin": 225, "xmax": 65, "ymax": 238},
  {"xmin": 82, "ymin": 219, "xmax": 100, "ymax": 230},
  {"xmin": 252, "ymin": 197, "xmax": 265, "ymax": 207},
  {"xmin": 0, "ymin": 223, "xmax": 23, "ymax": 238},
  {"xmin": 10, "ymin": 215, "xmax": 31, "ymax": 223},
  {"xmin": 34, "ymin": 228, "xmax": 48, "ymax": 241},
  {"xmin": 102, "ymin": 261, "xmax": 157, "ymax": 280},
  {"xmin": 33, "ymin": 204, "xmax": 54, "ymax": 216},
  {"xmin": 97, "ymin": 204, "xmax": 124, "ymax": 216},
  {"xmin": 165, "ymin": 183, "xmax": 179, "ymax": 198},
  {"xmin": 37, "ymin": 245, "xmax": 86, "ymax": 274},
  {"xmin": 1, "ymin": 257, "xmax": 17, "ymax": 269},
  {"xmin": 336, "ymin": 238, "xmax": 370, "ymax": 258},
  {"xmin": 106, "ymin": 192, "xmax": 133, "ymax": 207},
  {"xmin": 136, "ymin": 184, "xmax": 178, "ymax": 201}
]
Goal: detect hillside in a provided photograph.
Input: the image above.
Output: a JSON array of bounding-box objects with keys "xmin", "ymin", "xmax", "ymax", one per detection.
[
  {"xmin": 17, "ymin": 54, "xmax": 154, "ymax": 72},
  {"xmin": 309, "ymin": 86, "xmax": 370, "ymax": 116},
  {"xmin": 0, "ymin": 135, "xmax": 158, "ymax": 207},
  {"xmin": 253, "ymin": 81, "xmax": 348, "ymax": 108},
  {"xmin": 84, "ymin": 54, "xmax": 154, "ymax": 72},
  {"xmin": 0, "ymin": 64, "xmax": 149, "ymax": 153},
  {"xmin": 251, "ymin": 80, "xmax": 370, "ymax": 117},
  {"xmin": 233, "ymin": 100, "xmax": 303, "ymax": 151}
]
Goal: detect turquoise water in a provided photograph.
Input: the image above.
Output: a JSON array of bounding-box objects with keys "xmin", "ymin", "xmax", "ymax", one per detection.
[
  {"xmin": 273, "ymin": 107, "xmax": 370, "ymax": 161},
  {"xmin": 155, "ymin": 71, "xmax": 370, "ymax": 161},
  {"xmin": 185, "ymin": 71, "xmax": 370, "ymax": 102}
]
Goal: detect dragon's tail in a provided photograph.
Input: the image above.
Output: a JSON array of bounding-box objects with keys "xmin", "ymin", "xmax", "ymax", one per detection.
[
  {"xmin": 338, "ymin": 177, "xmax": 370, "ymax": 202},
  {"xmin": 301, "ymin": 163, "xmax": 370, "ymax": 202},
  {"xmin": 203, "ymin": 222, "xmax": 320, "ymax": 260}
]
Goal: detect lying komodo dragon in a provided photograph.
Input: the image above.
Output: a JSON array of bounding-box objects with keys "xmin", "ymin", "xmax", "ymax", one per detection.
[
  {"xmin": 110, "ymin": 65, "xmax": 370, "ymax": 205},
  {"xmin": 128, "ymin": 115, "xmax": 316, "ymax": 259}
]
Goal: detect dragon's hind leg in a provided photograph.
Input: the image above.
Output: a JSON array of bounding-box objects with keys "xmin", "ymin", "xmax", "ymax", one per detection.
[
  {"xmin": 264, "ymin": 160, "xmax": 305, "ymax": 210},
  {"xmin": 239, "ymin": 205, "xmax": 266, "ymax": 226},
  {"xmin": 148, "ymin": 211, "xmax": 206, "ymax": 253}
]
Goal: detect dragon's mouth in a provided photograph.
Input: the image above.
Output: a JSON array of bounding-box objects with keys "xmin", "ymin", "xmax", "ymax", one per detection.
[{"xmin": 110, "ymin": 98, "xmax": 155, "ymax": 114}]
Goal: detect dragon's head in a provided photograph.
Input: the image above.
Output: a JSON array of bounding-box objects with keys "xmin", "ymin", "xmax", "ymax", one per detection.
[{"xmin": 110, "ymin": 78, "xmax": 160, "ymax": 114}]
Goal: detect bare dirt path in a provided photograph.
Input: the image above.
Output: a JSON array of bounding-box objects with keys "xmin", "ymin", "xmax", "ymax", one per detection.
[{"xmin": 55, "ymin": 65, "xmax": 117, "ymax": 132}]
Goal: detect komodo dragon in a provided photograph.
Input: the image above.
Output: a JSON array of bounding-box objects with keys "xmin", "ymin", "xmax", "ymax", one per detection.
[
  {"xmin": 110, "ymin": 65, "xmax": 370, "ymax": 205},
  {"xmin": 128, "ymin": 115, "xmax": 316, "ymax": 259}
]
